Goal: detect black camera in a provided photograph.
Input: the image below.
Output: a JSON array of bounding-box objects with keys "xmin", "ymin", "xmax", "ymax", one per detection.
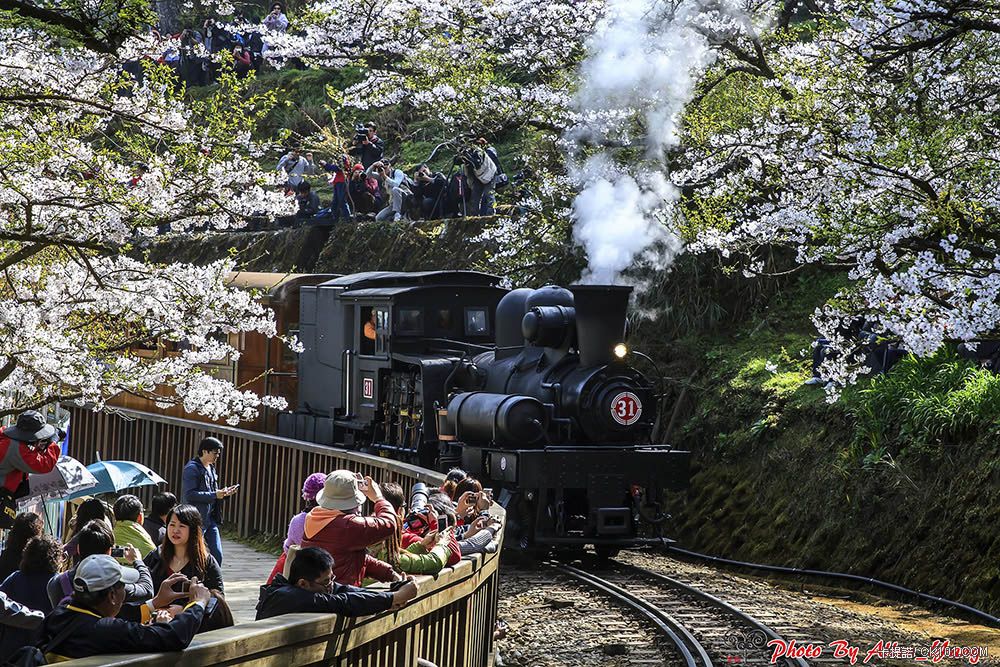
[
  {"xmin": 110, "ymin": 546, "xmax": 126, "ymax": 558},
  {"xmin": 354, "ymin": 124, "xmax": 368, "ymax": 144}
]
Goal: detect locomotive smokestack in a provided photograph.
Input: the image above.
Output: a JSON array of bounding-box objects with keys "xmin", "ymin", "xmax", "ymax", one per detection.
[{"xmin": 568, "ymin": 285, "xmax": 632, "ymax": 367}]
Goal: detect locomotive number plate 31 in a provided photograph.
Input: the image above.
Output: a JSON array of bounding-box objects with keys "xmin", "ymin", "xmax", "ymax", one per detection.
[{"xmin": 610, "ymin": 391, "xmax": 642, "ymax": 426}]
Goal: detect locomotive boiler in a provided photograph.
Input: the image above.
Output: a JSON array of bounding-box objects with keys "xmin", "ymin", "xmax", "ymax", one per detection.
[
  {"xmin": 441, "ymin": 284, "xmax": 654, "ymax": 448},
  {"xmin": 438, "ymin": 284, "xmax": 688, "ymax": 556}
]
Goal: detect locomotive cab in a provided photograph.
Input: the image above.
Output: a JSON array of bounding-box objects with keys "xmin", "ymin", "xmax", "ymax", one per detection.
[{"xmin": 280, "ymin": 271, "xmax": 505, "ymax": 467}]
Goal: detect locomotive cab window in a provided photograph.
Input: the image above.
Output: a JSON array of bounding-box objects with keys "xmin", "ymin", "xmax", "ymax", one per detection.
[
  {"xmin": 361, "ymin": 306, "xmax": 389, "ymax": 355},
  {"xmin": 464, "ymin": 307, "xmax": 489, "ymax": 336},
  {"xmin": 397, "ymin": 308, "xmax": 423, "ymax": 334},
  {"xmin": 436, "ymin": 309, "xmax": 453, "ymax": 332}
]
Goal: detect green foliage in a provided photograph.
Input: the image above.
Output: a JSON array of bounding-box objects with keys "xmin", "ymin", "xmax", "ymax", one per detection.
[
  {"xmin": 850, "ymin": 351, "xmax": 1000, "ymax": 458},
  {"xmin": 0, "ymin": 1, "xmax": 155, "ymax": 50}
]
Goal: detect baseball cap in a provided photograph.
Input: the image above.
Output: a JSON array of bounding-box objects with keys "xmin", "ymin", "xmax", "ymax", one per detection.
[{"xmin": 73, "ymin": 554, "xmax": 141, "ymax": 592}]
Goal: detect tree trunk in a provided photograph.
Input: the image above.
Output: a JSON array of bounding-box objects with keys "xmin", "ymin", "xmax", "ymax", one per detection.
[{"xmin": 154, "ymin": 0, "xmax": 183, "ymax": 33}]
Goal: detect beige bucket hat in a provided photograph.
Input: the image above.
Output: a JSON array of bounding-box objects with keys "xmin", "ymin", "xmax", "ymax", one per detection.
[{"xmin": 315, "ymin": 470, "xmax": 366, "ymax": 511}]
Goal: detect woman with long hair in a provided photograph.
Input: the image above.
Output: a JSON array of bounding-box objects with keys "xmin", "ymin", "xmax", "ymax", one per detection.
[
  {"xmin": 1, "ymin": 534, "xmax": 63, "ymax": 613},
  {"xmin": 143, "ymin": 504, "xmax": 223, "ymax": 593},
  {"xmin": 367, "ymin": 482, "xmax": 451, "ymax": 579},
  {"xmin": 439, "ymin": 468, "xmax": 467, "ymax": 500},
  {"xmin": 0, "ymin": 512, "xmax": 41, "ymax": 580},
  {"xmin": 0, "ymin": 534, "xmax": 62, "ymax": 656},
  {"xmin": 452, "ymin": 477, "xmax": 486, "ymax": 526}
]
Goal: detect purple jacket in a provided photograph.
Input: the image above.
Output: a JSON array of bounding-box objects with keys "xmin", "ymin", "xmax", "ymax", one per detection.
[{"xmin": 284, "ymin": 512, "xmax": 307, "ymax": 551}]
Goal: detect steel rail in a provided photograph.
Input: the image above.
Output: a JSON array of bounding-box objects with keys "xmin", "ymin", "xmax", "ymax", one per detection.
[
  {"xmin": 619, "ymin": 562, "xmax": 810, "ymax": 667},
  {"xmin": 549, "ymin": 561, "xmax": 713, "ymax": 667},
  {"xmin": 665, "ymin": 544, "xmax": 1000, "ymax": 628}
]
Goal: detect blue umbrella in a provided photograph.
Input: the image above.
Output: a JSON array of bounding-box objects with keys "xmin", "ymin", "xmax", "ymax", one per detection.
[{"xmin": 64, "ymin": 460, "xmax": 167, "ymax": 500}]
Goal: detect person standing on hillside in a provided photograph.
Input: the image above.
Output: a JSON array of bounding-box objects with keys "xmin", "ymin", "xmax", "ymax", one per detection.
[
  {"xmin": 276, "ymin": 148, "xmax": 315, "ymax": 192},
  {"xmin": 349, "ymin": 123, "xmax": 385, "ymax": 169},
  {"xmin": 181, "ymin": 438, "xmax": 238, "ymax": 566}
]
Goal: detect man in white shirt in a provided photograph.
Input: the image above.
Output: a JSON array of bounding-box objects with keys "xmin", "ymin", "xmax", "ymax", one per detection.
[
  {"xmin": 368, "ymin": 160, "xmax": 411, "ymax": 222},
  {"xmin": 277, "ymin": 149, "xmax": 315, "ymax": 191}
]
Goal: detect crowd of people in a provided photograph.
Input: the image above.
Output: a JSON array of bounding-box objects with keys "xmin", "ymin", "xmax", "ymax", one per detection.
[
  {"xmin": 119, "ymin": 7, "xmax": 517, "ymax": 232},
  {"xmin": 0, "ymin": 433, "xmax": 501, "ymax": 661},
  {"xmin": 281, "ymin": 127, "xmax": 511, "ymax": 227},
  {"xmin": 134, "ymin": 3, "xmax": 293, "ymax": 88}
]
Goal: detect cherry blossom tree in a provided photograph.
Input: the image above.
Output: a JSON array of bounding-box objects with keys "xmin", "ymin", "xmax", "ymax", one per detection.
[
  {"xmin": 0, "ymin": 2, "xmax": 296, "ymax": 422},
  {"xmin": 680, "ymin": 0, "xmax": 1000, "ymax": 388},
  {"xmin": 262, "ymin": 0, "xmax": 600, "ymax": 133}
]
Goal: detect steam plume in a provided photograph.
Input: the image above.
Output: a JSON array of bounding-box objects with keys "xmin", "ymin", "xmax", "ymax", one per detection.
[{"xmin": 569, "ymin": 0, "xmax": 728, "ymax": 285}]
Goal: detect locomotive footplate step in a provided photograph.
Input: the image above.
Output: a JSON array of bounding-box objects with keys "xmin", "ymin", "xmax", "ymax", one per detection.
[{"xmin": 464, "ymin": 445, "xmax": 690, "ymax": 490}]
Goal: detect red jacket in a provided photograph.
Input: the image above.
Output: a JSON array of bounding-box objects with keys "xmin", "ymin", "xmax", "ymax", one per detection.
[
  {"xmin": 0, "ymin": 432, "xmax": 59, "ymax": 493},
  {"xmin": 301, "ymin": 500, "xmax": 397, "ymax": 586}
]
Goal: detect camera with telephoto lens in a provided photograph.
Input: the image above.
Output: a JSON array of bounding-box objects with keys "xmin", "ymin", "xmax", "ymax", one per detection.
[
  {"xmin": 407, "ymin": 482, "xmax": 428, "ymax": 515},
  {"xmin": 403, "ymin": 482, "xmax": 430, "ymax": 532}
]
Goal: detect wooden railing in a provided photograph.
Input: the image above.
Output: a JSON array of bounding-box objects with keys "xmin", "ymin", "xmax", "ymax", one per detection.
[
  {"xmin": 63, "ymin": 407, "xmax": 501, "ymax": 667},
  {"xmin": 67, "ymin": 407, "xmax": 444, "ymax": 538}
]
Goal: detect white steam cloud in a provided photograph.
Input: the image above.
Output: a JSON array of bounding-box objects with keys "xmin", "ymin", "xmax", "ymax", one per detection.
[{"xmin": 569, "ymin": 0, "xmax": 730, "ymax": 285}]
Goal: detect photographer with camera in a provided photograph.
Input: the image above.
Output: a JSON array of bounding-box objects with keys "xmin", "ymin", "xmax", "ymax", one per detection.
[
  {"xmin": 263, "ymin": 2, "xmax": 289, "ymax": 33},
  {"xmin": 411, "ymin": 163, "xmax": 448, "ymax": 219},
  {"xmin": 348, "ymin": 163, "xmax": 379, "ymax": 216},
  {"xmin": 276, "ymin": 148, "xmax": 315, "ymax": 193},
  {"xmin": 368, "ymin": 159, "xmax": 412, "ymax": 223},
  {"xmin": 301, "ymin": 471, "xmax": 401, "ymax": 586},
  {"xmin": 368, "ymin": 483, "xmax": 451, "ymax": 578},
  {"xmin": 0, "ymin": 411, "xmax": 60, "ymax": 529},
  {"xmin": 36, "ymin": 555, "xmax": 210, "ymax": 660},
  {"xmin": 348, "ymin": 122, "xmax": 385, "ymax": 169},
  {"xmin": 458, "ymin": 138, "xmax": 502, "ymax": 217},
  {"xmin": 430, "ymin": 478, "xmax": 499, "ymax": 556},
  {"xmin": 47, "ymin": 519, "xmax": 153, "ymax": 609}
]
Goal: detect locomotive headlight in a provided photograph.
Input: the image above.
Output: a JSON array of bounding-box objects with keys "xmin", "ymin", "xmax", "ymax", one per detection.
[{"xmin": 613, "ymin": 343, "xmax": 628, "ymax": 359}]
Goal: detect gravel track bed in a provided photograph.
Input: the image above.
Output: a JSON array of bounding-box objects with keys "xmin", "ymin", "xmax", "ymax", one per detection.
[
  {"xmin": 624, "ymin": 550, "xmax": 998, "ymax": 666},
  {"xmin": 495, "ymin": 566, "xmax": 676, "ymax": 666}
]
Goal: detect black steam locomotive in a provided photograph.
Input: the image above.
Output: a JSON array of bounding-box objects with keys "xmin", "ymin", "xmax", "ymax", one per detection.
[{"xmin": 278, "ymin": 271, "xmax": 689, "ymax": 554}]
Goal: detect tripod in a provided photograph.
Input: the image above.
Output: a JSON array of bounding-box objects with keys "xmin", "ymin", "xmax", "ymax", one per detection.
[{"xmin": 429, "ymin": 156, "xmax": 467, "ymax": 220}]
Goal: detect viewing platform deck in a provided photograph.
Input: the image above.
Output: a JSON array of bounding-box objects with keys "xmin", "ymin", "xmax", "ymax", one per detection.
[{"xmin": 60, "ymin": 407, "xmax": 502, "ymax": 667}]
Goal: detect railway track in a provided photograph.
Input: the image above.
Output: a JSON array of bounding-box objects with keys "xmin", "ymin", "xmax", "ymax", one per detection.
[
  {"xmin": 549, "ymin": 561, "xmax": 810, "ymax": 667},
  {"xmin": 498, "ymin": 567, "xmax": 685, "ymax": 665},
  {"xmin": 623, "ymin": 550, "xmax": 999, "ymax": 666}
]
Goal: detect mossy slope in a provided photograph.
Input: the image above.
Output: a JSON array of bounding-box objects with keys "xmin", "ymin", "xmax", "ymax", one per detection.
[{"xmin": 657, "ymin": 272, "xmax": 1000, "ymax": 614}]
